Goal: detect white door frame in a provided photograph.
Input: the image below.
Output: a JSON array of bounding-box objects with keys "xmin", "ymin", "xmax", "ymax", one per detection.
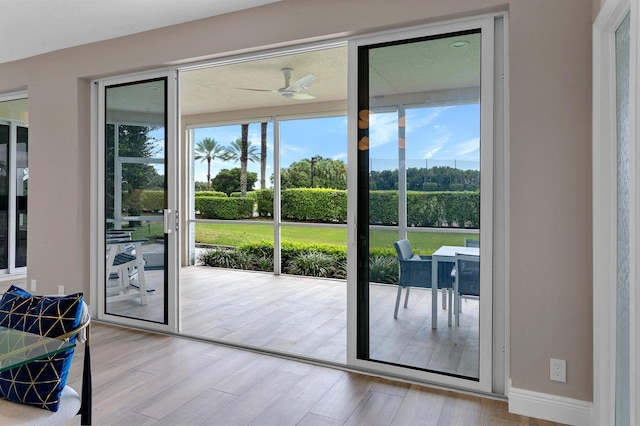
[
  {"xmin": 346, "ymin": 13, "xmax": 508, "ymax": 395},
  {"xmin": 593, "ymin": 0, "xmax": 639, "ymax": 424},
  {"xmin": 91, "ymin": 69, "xmax": 179, "ymax": 333},
  {"xmin": 0, "ymin": 91, "xmax": 29, "ymax": 277}
]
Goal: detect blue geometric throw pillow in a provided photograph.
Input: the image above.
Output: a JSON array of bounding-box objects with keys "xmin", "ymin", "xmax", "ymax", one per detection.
[{"xmin": 0, "ymin": 285, "xmax": 83, "ymax": 412}]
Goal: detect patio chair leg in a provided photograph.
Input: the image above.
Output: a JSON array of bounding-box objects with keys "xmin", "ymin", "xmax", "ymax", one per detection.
[
  {"xmin": 394, "ymin": 285, "xmax": 403, "ymax": 319},
  {"xmin": 404, "ymin": 287, "xmax": 411, "ymax": 308},
  {"xmin": 442, "ymin": 289, "xmax": 447, "ymax": 309},
  {"xmin": 447, "ymin": 288, "xmax": 453, "ymax": 326}
]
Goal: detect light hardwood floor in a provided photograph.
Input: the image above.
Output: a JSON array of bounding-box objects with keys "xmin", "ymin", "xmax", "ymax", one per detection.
[
  {"xmin": 108, "ymin": 267, "xmax": 480, "ymax": 378},
  {"xmin": 65, "ymin": 322, "xmax": 562, "ymax": 425}
]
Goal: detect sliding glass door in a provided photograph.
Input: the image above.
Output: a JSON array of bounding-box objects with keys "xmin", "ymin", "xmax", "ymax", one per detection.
[
  {"xmin": 97, "ymin": 72, "xmax": 178, "ymax": 331},
  {"xmin": 354, "ymin": 17, "xmax": 495, "ymax": 392}
]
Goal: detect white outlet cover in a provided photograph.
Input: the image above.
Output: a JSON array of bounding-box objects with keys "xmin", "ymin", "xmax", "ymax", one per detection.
[{"xmin": 550, "ymin": 358, "xmax": 566, "ymax": 382}]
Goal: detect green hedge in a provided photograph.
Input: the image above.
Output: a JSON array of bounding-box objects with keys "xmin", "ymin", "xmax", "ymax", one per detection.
[
  {"xmin": 195, "ymin": 191, "xmax": 228, "ymax": 198},
  {"xmin": 280, "ymin": 188, "xmax": 347, "ymax": 223},
  {"xmin": 195, "ymin": 196, "xmax": 254, "ymax": 219},
  {"xmin": 255, "ymin": 189, "xmax": 273, "ymax": 217},
  {"xmin": 369, "ymin": 191, "xmax": 399, "ymax": 225},
  {"xmin": 371, "ymin": 190, "xmax": 479, "ymax": 228},
  {"xmin": 199, "ymin": 241, "xmax": 401, "ymax": 282},
  {"xmin": 237, "ymin": 240, "xmax": 347, "ymax": 263},
  {"xmin": 255, "ymin": 189, "xmax": 347, "ymax": 222},
  {"xmin": 140, "ymin": 190, "xmax": 164, "ymax": 212},
  {"xmin": 228, "ymin": 188, "xmax": 479, "ymax": 228},
  {"xmin": 230, "ymin": 191, "xmax": 257, "ymax": 200}
]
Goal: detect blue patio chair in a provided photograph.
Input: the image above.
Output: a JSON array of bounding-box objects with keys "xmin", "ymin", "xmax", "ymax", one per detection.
[
  {"xmin": 393, "ymin": 239, "xmax": 454, "ymax": 319},
  {"xmin": 464, "ymin": 238, "xmax": 479, "ymax": 247},
  {"xmin": 454, "ymin": 253, "xmax": 480, "ymax": 327}
]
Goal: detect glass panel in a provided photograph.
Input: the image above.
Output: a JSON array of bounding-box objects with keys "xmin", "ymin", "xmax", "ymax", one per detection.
[
  {"xmin": 615, "ymin": 12, "xmax": 630, "ymax": 426},
  {"xmin": 105, "ymin": 79, "xmax": 167, "ymax": 323},
  {"xmin": 191, "ymin": 122, "xmax": 274, "ymax": 270},
  {"xmin": 360, "ymin": 30, "xmax": 482, "ymax": 379},
  {"xmin": 0, "ymin": 125, "xmax": 8, "ymax": 270},
  {"xmin": 15, "ymin": 126, "xmax": 27, "ymax": 268}
]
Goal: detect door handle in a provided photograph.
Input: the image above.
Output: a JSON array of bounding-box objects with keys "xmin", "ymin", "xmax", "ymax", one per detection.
[{"xmin": 163, "ymin": 209, "xmax": 173, "ymax": 234}]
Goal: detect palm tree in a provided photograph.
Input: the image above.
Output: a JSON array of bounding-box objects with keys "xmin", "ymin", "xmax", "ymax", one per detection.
[
  {"xmin": 224, "ymin": 137, "xmax": 260, "ymax": 163},
  {"xmin": 260, "ymin": 122, "xmax": 267, "ymax": 189},
  {"xmin": 194, "ymin": 137, "xmax": 225, "ymax": 189},
  {"xmin": 224, "ymin": 128, "xmax": 259, "ymax": 196}
]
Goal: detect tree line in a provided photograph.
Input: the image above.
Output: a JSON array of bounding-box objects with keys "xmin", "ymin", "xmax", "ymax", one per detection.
[
  {"xmin": 197, "ymin": 159, "xmax": 478, "ymax": 195},
  {"xmin": 369, "ymin": 166, "xmax": 479, "ymax": 191}
]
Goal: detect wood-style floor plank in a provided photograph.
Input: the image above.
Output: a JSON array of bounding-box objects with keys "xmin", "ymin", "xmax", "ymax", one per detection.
[
  {"xmin": 2, "ymin": 274, "xmax": 562, "ymax": 425},
  {"xmin": 60, "ymin": 323, "xmax": 564, "ymax": 425}
]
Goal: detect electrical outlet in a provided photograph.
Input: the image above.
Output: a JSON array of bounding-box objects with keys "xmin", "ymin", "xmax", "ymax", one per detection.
[
  {"xmin": 58, "ymin": 285, "xmax": 65, "ymax": 295},
  {"xmin": 550, "ymin": 358, "xmax": 566, "ymax": 382},
  {"xmin": 30, "ymin": 279, "xmax": 36, "ymax": 292}
]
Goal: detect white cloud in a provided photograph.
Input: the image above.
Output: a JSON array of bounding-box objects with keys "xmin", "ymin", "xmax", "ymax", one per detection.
[
  {"xmin": 423, "ymin": 146, "xmax": 442, "ymax": 159},
  {"xmin": 454, "ymin": 137, "xmax": 480, "ymax": 158},
  {"xmin": 333, "ymin": 151, "xmax": 347, "ymax": 161},
  {"xmin": 405, "ymin": 107, "xmax": 448, "ymax": 133},
  {"xmin": 369, "ymin": 113, "xmax": 399, "ymax": 149},
  {"xmin": 419, "ymin": 131, "xmax": 451, "ymax": 159}
]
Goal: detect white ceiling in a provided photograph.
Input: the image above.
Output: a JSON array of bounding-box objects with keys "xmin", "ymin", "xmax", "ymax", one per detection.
[
  {"xmin": 180, "ymin": 47, "xmax": 349, "ymax": 116},
  {"xmin": 179, "ymin": 34, "xmax": 480, "ymax": 116},
  {"xmin": 0, "ymin": 0, "xmax": 280, "ymax": 64}
]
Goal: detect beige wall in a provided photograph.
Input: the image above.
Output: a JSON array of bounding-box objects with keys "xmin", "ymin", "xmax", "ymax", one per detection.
[{"xmin": 0, "ymin": 0, "xmax": 593, "ymax": 402}]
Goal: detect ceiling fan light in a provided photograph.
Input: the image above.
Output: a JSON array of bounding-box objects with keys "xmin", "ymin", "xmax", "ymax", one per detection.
[{"xmin": 449, "ymin": 40, "xmax": 470, "ymax": 49}]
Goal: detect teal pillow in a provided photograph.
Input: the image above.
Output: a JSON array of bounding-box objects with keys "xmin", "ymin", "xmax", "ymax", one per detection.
[{"xmin": 0, "ymin": 285, "xmax": 83, "ymax": 412}]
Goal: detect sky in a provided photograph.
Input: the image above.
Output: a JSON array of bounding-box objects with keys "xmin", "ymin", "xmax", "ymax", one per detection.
[{"xmin": 191, "ymin": 103, "xmax": 480, "ymax": 188}]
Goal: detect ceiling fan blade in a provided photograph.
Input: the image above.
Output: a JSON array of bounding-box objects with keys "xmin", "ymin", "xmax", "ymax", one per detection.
[
  {"xmin": 236, "ymin": 87, "xmax": 276, "ymax": 92},
  {"xmin": 291, "ymin": 93, "xmax": 315, "ymax": 100},
  {"xmin": 286, "ymin": 74, "xmax": 316, "ymax": 92}
]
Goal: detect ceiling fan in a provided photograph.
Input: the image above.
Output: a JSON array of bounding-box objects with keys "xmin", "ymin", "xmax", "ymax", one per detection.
[{"xmin": 238, "ymin": 68, "xmax": 316, "ymax": 100}]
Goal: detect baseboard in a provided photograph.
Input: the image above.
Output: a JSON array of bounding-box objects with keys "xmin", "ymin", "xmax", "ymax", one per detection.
[{"xmin": 509, "ymin": 387, "xmax": 592, "ymax": 425}]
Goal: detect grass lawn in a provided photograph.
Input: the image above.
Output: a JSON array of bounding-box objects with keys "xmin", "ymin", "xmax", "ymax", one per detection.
[{"xmin": 195, "ymin": 222, "xmax": 478, "ymax": 254}]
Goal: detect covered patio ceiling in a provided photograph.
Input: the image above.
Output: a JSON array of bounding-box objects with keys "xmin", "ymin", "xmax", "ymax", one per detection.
[{"xmin": 179, "ymin": 34, "xmax": 480, "ymax": 117}]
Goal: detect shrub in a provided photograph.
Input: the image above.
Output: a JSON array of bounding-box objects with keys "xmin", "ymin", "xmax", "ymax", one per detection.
[
  {"xmin": 254, "ymin": 256, "xmax": 274, "ymax": 272},
  {"xmin": 195, "ymin": 191, "xmax": 228, "ymax": 198},
  {"xmin": 284, "ymin": 251, "xmax": 337, "ymax": 278},
  {"xmin": 371, "ymin": 190, "xmax": 480, "ymax": 228},
  {"xmin": 281, "ymin": 242, "xmax": 347, "ymax": 266},
  {"xmin": 369, "ymin": 247, "xmax": 398, "ymax": 258},
  {"xmin": 198, "ymin": 240, "xmax": 406, "ymax": 282},
  {"xmin": 196, "ymin": 197, "xmax": 254, "ymax": 219},
  {"xmin": 255, "ymin": 189, "xmax": 273, "ymax": 217},
  {"xmin": 238, "ymin": 241, "xmax": 347, "ymax": 278},
  {"xmin": 140, "ymin": 190, "xmax": 164, "ymax": 212},
  {"xmin": 197, "ymin": 247, "xmax": 255, "ymax": 269},
  {"xmin": 369, "ymin": 255, "xmax": 399, "ymax": 284},
  {"xmin": 238, "ymin": 241, "xmax": 274, "ymax": 258},
  {"xmin": 369, "ymin": 191, "xmax": 399, "ymax": 225},
  {"xmin": 230, "ymin": 191, "xmax": 257, "ymax": 200},
  {"xmin": 197, "ymin": 247, "xmax": 237, "ymax": 268},
  {"xmin": 422, "ymin": 182, "xmax": 438, "ymax": 191},
  {"xmin": 281, "ymin": 188, "xmax": 347, "ymax": 223}
]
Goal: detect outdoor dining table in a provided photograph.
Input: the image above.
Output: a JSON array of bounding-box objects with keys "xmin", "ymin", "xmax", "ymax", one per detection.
[{"xmin": 431, "ymin": 245, "xmax": 480, "ymax": 329}]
